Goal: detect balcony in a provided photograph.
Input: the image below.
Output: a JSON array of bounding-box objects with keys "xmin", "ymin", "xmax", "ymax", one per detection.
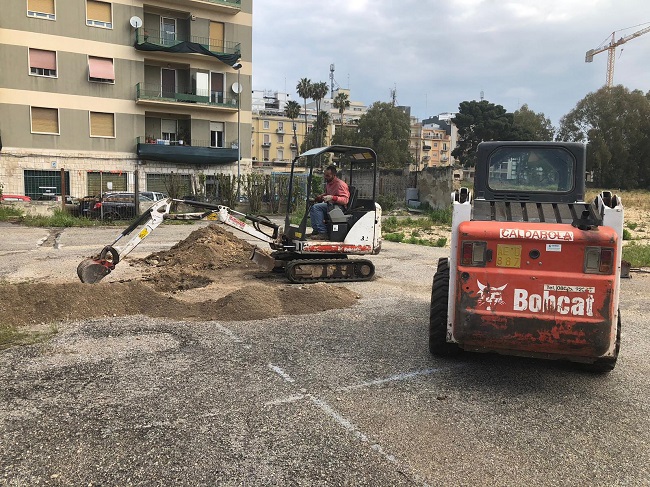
[
  {"xmin": 137, "ymin": 137, "xmax": 238, "ymax": 165},
  {"xmin": 136, "ymin": 83, "xmax": 237, "ymax": 111},
  {"xmin": 276, "ymin": 128, "xmax": 285, "ymax": 134},
  {"xmin": 135, "ymin": 28, "xmax": 241, "ymax": 65},
  {"xmin": 173, "ymin": 0, "xmax": 241, "ymax": 14},
  {"xmin": 262, "ymin": 142, "xmax": 271, "ymax": 148},
  {"xmin": 422, "ymin": 145, "xmax": 432, "ymax": 151}
]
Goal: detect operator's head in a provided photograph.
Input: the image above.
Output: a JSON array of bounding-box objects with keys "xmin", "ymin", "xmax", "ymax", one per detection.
[{"xmin": 324, "ymin": 165, "xmax": 337, "ymax": 182}]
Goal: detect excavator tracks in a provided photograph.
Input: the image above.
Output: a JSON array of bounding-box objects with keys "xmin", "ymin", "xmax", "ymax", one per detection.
[{"xmin": 285, "ymin": 259, "xmax": 375, "ymax": 283}]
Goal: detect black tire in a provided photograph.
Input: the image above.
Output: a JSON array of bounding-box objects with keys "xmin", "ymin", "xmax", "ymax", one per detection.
[
  {"xmin": 580, "ymin": 311, "xmax": 621, "ymax": 373},
  {"xmin": 429, "ymin": 257, "xmax": 460, "ymax": 356}
]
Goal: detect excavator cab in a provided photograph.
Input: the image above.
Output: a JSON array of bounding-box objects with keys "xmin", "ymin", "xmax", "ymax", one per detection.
[{"xmin": 282, "ymin": 145, "xmax": 381, "ymax": 246}]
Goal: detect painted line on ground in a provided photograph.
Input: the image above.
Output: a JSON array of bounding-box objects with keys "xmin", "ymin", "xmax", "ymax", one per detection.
[
  {"xmin": 334, "ymin": 367, "xmax": 454, "ymax": 392},
  {"xmin": 268, "ymin": 363, "xmax": 296, "ymax": 383}
]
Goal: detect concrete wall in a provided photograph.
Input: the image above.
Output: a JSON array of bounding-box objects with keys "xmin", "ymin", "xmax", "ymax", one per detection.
[{"xmin": 417, "ymin": 166, "xmax": 454, "ymax": 209}]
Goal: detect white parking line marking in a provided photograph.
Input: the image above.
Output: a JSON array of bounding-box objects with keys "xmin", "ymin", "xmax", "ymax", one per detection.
[
  {"xmin": 264, "ymin": 394, "xmax": 306, "ymax": 407},
  {"xmin": 268, "ymin": 364, "xmax": 295, "ymax": 383},
  {"xmin": 334, "ymin": 367, "xmax": 449, "ymax": 392},
  {"xmin": 214, "ymin": 323, "xmax": 251, "ymax": 349}
]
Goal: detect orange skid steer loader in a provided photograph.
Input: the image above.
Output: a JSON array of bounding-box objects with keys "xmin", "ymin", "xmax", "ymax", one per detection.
[{"xmin": 429, "ymin": 142, "xmax": 623, "ymax": 372}]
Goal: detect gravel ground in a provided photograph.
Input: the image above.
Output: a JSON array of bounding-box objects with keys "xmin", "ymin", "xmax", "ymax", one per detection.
[{"xmin": 1, "ymin": 222, "xmax": 649, "ymax": 486}]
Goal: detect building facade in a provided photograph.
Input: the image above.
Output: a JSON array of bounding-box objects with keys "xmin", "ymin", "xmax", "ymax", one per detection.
[
  {"xmin": 0, "ymin": 0, "xmax": 252, "ymax": 199},
  {"xmin": 409, "ymin": 116, "xmax": 454, "ymax": 172}
]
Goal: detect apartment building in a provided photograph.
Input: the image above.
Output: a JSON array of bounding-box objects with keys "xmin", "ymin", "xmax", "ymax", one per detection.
[
  {"xmin": 409, "ymin": 114, "xmax": 456, "ymax": 171},
  {"xmin": 0, "ymin": 0, "xmax": 252, "ymax": 199}
]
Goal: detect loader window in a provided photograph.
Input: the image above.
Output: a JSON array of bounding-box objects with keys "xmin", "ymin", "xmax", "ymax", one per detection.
[{"xmin": 487, "ymin": 147, "xmax": 574, "ymax": 193}]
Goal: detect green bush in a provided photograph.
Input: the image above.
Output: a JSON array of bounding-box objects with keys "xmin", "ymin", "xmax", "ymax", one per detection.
[
  {"xmin": 623, "ymin": 229, "xmax": 632, "ymax": 240},
  {"xmin": 0, "ymin": 206, "xmax": 24, "ymax": 220},
  {"xmin": 377, "ymin": 194, "xmax": 398, "ymax": 212},
  {"xmin": 623, "ymin": 243, "xmax": 650, "ymax": 267},
  {"xmin": 435, "ymin": 237, "xmax": 447, "ymax": 247},
  {"xmin": 382, "ymin": 216, "xmax": 399, "ymax": 232},
  {"xmin": 427, "ymin": 207, "xmax": 452, "ymax": 225},
  {"xmin": 627, "ymin": 222, "xmax": 638, "ymax": 230},
  {"xmin": 384, "ymin": 232, "xmax": 404, "ymax": 243}
]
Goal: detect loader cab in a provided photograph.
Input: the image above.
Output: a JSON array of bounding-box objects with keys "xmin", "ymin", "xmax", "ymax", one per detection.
[
  {"xmin": 282, "ymin": 145, "xmax": 380, "ymax": 244},
  {"xmin": 473, "ymin": 141, "xmax": 586, "ymax": 204}
]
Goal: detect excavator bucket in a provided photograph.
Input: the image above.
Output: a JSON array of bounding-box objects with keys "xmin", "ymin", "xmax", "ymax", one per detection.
[
  {"xmin": 250, "ymin": 247, "xmax": 277, "ymax": 271},
  {"xmin": 77, "ymin": 258, "xmax": 114, "ymax": 284}
]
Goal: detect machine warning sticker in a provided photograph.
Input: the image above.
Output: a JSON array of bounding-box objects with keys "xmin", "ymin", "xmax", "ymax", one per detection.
[
  {"xmin": 546, "ymin": 244, "xmax": 562, "ymax": 252},
  {"xmin": 500, "ymin": 228, "xmax": 574, "ymax": 241}
]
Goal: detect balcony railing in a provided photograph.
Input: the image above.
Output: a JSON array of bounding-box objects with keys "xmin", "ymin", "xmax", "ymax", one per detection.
[
  {"xmin": 136, "ymin": 28, "xmax": 241, "ymax": 55},
  {"xmin": 262, "ymin": 142, "xmax": 271, "ymax": 147},
  {"xmin": 136, "ymin": 83, "xmax": 238, "ymax": 109},
  {"xmin": 136, "ymin": 137, "xmax": 238, "ymax": 164},
  {"xmin": 175, "ymin": 0, "xmax": 241, "ymax": 11}
]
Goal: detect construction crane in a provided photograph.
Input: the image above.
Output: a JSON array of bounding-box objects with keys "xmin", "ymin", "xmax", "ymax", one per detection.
[{"xmin": 585, "ymin": 23, "xmax": 650, "ymax": 87}]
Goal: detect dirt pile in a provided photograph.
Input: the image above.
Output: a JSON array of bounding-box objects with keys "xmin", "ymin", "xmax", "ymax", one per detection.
[{"xmin": 1, "ymin": 224, "xmax": 359, "ymax": 328}]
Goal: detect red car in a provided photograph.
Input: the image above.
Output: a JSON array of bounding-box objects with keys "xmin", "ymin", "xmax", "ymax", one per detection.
[{"xmin": 0, "ymin": 194, "xmax": 31, "ymax": 202}]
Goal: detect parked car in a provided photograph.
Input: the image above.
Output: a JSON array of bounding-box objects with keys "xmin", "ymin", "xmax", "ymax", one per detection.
[
  {"xmin": 0, "ymin": 194, "xmax": 31, "ymax": 202},
  {"xmin": 87, "ymin": 192, "xmax": 158, "ymax": 220}
]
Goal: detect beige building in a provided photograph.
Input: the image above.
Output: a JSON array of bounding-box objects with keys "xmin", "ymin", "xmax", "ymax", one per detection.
[
  {"xmin": 0, "ymin": 0, "xmax": 252, "ymax": 199},
  {"xmin": 409, "ymin": 115, "xmax": 455, "ymax": 172}
]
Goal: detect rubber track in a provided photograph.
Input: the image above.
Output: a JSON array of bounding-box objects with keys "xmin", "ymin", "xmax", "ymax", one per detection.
[{"xmin": 285, "ymin": 259, "xmax": 375, "ymax": 283}]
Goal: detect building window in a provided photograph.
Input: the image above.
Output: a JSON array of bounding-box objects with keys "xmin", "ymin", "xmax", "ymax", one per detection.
[
  {"xmin": 31, "ymin": 107, "xmax": 59, "ymax": 134},
  {"xmin": 263, "ymin": 149, "xmax": 269, "ymax": 161},
  {"xmin": 86, "ymin": 0, "xmax": 112, "ymax": 29},
  {"xmin": 89, "ymin": 111, "xmax": 115, "ymax": 138},
  {"xmin": 278, "ymin": 121, "xmax": 284, "ymax": 132},
  {"xmin": 88, "ymin": 56, "xmax": 115, "ymax": 83},
  {"xmin": 210, "ymin": 122, "xmax": 224, "ymax": 148},
  {"xmin": 27, "ymin": 0, "xmax": 55, "ymax": 19},
  {"xmin": 161, "ymin": 119, "xmax": 177, "ymax": 143},
  {"xmin": 277, "ymin": 149, "xmax": 284, "ymax": 161},
  {"xmin": 263, "ymin": 134, "xmax": 270, "ymax": 144},
  {"xmin": 29, "ymin": 48, "xmax": 57, "ymax": 77},
  {"xmin": 277, "ymin": 134, "xmax": 284, "ymax": 143},
  {"xmin": 263, "ymin": 120, "xmax": 269, "ymax": 130}
]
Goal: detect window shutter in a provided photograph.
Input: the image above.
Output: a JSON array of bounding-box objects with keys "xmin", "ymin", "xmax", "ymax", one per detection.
[
  {"xmin": 209, "ymin": 22, "xmax": 224, "ymax": 51},
  {"xmin": 88, "ymin": 56, "xmax": 115, "ymax": 80},
  {"xmin": 31, "ymin": 107, "xmax": 59, "ymax": 134},
  {"xmin": 86, "ymin": 0, "xmax": 111, "ymax": 22},
  {"xmin": 90, "ymin": 112, "xmax": 114, "ymax": 137},
  {"xmin": 29, "ymin": 49, "xmax": 56, "ymax": 70},
  {"xmin": 28, "ymin": 0, "xmax": 54, "ymax": 14}
]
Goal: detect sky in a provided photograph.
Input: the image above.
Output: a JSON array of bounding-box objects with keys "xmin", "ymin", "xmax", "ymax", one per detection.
[{"xmin": 251, "ymin": 0, "xmax": 650, "ymax": 127}]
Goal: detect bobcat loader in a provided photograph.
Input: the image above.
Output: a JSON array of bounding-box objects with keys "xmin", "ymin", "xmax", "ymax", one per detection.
[{"xmin": 429, "ymin": 141, "xmax": 623, "ymax": 372}]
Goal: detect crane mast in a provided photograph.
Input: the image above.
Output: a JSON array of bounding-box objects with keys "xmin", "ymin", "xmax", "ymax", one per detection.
[{"xmin": 585, "ymin": 23, "xmax": 650, "ymax": 87}]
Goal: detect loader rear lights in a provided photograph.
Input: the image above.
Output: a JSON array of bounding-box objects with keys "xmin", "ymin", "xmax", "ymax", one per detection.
[
  {"xmin": 461, "ymin": 241, "xmax": 487, "ymax": 267},
  {"xmin": 584, "ymin": 246, "xmax": 615, "ymax": 274}
]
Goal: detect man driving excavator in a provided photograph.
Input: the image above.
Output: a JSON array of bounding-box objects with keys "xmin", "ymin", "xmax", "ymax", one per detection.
[{"xmin": 309, "ymin": 165, "xmax": 350, "ymax": 240}]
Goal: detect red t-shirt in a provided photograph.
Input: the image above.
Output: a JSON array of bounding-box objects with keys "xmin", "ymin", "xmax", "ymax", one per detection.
[{"xmin": 324, "ymin": 177, "xmax": 350, "ymax": 206}]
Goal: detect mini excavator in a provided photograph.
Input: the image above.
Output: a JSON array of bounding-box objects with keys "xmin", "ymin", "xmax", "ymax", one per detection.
[{"xmin": 77, "ymin": 146, "xmax": 383, "ymax": 284}]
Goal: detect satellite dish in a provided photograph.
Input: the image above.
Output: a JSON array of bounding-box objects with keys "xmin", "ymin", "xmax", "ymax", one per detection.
[
  {"xmin": 129, "ymin": 16, "xmax": 143, "ymax": 28},
  {"xmin": 231, "ymin": 82, "xmax": 243, "ymax": 94}
]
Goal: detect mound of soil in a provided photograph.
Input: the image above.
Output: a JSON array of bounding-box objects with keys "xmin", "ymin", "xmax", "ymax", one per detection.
[{"xmin": 2, "ymin": 224, "xmax": 360, "ymax": 327}]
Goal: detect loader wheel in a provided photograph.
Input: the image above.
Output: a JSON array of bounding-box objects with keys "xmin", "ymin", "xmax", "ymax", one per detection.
[
  {"xmin": 429, "ymin": 257, "xmax": 460, "ymax": 356},
  {"xmin": 580, "ymin": 311, "xmax": 621, "ymax": 373}
]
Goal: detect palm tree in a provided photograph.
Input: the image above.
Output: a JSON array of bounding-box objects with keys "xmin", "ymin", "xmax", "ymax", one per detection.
[
  {"xmin": 310, "ymin": 81, "xmax": 329, "ymax": 148},
  {"xmin": 284, "ymin": 100, "xmax": 301, "ymax": 158},
  {"xmin": 296, "ymin": 78, "xmax": 312, "ymax": 145},
  {"xmin": 333, "ymin": 91, "xmax": 350, "ymax": 134}
]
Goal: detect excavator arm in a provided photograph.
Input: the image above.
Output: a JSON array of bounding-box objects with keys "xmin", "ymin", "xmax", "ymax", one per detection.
[{"xmin": 77, "ymin": 198, "xmax": 281, "ymax": 283}]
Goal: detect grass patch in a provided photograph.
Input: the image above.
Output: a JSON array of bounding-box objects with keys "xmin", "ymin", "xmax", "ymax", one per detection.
[
  {"xmin": 0, "ymin": 324, "xmax": 58, "ymax": 350},
  {"xmin": 384, "ymin": 232, "xmax": 405, "ymax": 243},
  {"xmin": 0, "ymin": 205, "xmax": 24, "ymax": 220},
  {"xmin": 623, "ymin": 229, "xmax": 632, "ymax": 240},
  {"xmin": 623, "ymin": 243, "xmax": 650, "ymax": 268},
  {"xmin": 627, "ymin": 222, "xmax": 638, "ymax": 230}
]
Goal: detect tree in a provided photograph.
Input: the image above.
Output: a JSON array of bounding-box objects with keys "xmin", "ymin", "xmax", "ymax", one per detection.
[
  {"xmin": 557, "ymin": 86, "xmax": 650, "ymax": 189},
  {"xmin": 354, "ymin": 102, "xmax": 411, "ymax": 168},
  {"xmin": 296, "ymin": 78, "xmax": 312, "ymax": 145},
  {"xmin": 284, "ymin": 100, "xmax": 301, "ymax": 158},
  {"xmin": 310, "ymin": 81, "xmax": 329, "ymax": 148},
  {"xmin": 302, "ymin": 111, "xmax": 330, "ymax": 154},
  {"xmin": 513, "ymin": 104, "xmax": 555, "ymax": 141},
  {"xmin": 452, "ymin": 100, "xmax": 518, "ymax": 167},
  {"xmin": 333, "ymin": 91, "xmax": 350, "ymax": 133}
]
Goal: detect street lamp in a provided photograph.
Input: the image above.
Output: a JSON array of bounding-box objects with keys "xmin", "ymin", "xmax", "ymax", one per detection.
[{"xmin": 232, "ymin": 62, "xmax": 243, "ymax": 199}]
